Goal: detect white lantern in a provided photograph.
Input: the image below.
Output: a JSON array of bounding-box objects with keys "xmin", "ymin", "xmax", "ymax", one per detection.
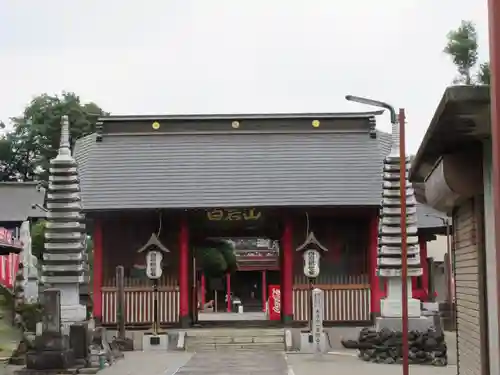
[
  {"xmin": 146, "ymin": 250, "xmax": 163, "ymax": 279},
  {"xmin": 303, "ymin": 249, "xmax": 321, "ymax": 278}
]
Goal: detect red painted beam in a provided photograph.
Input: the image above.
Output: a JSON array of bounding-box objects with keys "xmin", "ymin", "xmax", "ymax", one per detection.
[
  {"xmin": 93, "ymin": 219, "xmax": 103, "ymax": 320},
  {"xmin": 226, "ymin": 273, "xmax": 232, "ymax": 312},
  {"xmin": 488, "ymin": 0, "xmax": 500, "ymax": 363},
  {"xmin": 369, "ymin": 214, "xmax": 381, "ymax": 315},
  {"xmin": 282, "ymin": 218, "xmax": 293, "ymax": 323},
  {"xmin": 179, "ymin": 219, "xmax": 190, "ymax": 326},
  {"xmin": 262, "ymin": 270, "xmax": 267, "ymax": 312}
]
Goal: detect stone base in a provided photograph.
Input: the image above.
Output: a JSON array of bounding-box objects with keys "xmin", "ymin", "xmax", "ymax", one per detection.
[
  {"xmin": 61, "ymin": 304, "xmax": 87, "ymax": 325},
  {"xmin": 179, "ymin": 314, "xmax": 190, "ymax": 328},
  {"xmin": 25, "ymin": 279, "xmax": 39, "ymax": 304},
  {"xmin": 375, "ymin": 316, "xmax": 434, "ymax": 332},
  {"xmin": 34, "ymin": 332, "xmax": 70, "ymax": 352},
  {"xmin": 69, "ymin": 323, "xmax": 91, "ymax": 360},
  {"xmin": 380, "ymin": 298, "xmax": 421, "ymax": 318},
  {"xmin": 298, "ymin": 332, "xmax": 328, "ymax": 353},
  {"xmin": 112, "ymin": 337, "xmax": 134, "ymax": 351},
  {"xmin": 25, "ymin": 349, "xmax": 75, "ymax": 370},
  {"xmin": 142, "ymin": 333, "xmax": 168, "ymax": 351}
]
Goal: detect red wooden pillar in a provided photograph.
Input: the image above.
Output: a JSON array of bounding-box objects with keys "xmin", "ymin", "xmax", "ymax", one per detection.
[
  {"xmin": 93, "ymin": 218, "xmax": 103, "ymax": 320},
  {"xmin": 261, "ymin": 270, "xmax": 267, "ymax": 312},
  {"xmin": 226, "ymin": 273, "xmax": 231, "ymax": 312},
  {"xmin": 282, "ymin": 218, "xmax": 293, "ymax": 323},
  {"xmin": 419, "ymin": 236, "xmax": 429, "ymax": 297},
  {"xmin": 200, "ymin": 273, "xmax": 206, "ymax": 307},
  {"xmin": 179, "ymin": 219, "xmax": 190, "ymax": 327},
  {"xmin": 369, "ymin": 213, "xmax": 382, "ymax": 316},
  {"xmin": 5, "ymin": 255, "xmax": 11, "ymax": 289}
]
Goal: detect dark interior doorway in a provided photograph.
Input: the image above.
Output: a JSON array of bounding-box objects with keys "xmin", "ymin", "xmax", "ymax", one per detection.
[{"xmin": 233, "ymin": 271, "xmax": 262, "ymax": 312}]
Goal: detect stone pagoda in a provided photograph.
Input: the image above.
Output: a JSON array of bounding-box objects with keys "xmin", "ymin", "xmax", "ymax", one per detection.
[
  {"xmin": 41, "ymin": 115, "xmax": 87, "ymax": 324},
  {"xmin": 377, "ymin": 116, "xmax": 423, "ymax": 323}
]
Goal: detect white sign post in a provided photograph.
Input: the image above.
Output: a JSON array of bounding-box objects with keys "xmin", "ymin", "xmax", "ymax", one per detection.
[{"xmin": 312, "ymin": 288, "xmax": 324, "ymax": 355}]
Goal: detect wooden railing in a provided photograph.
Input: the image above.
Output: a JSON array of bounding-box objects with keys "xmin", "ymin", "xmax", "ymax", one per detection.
[
  {"xmin": 101, "ymin": 286, "xmax": 180, "ymax": 325},
  {"xmin": 292, "ymin": 283, "xmax": 371, "ymax": 322},
  {"xmin": 103, "ymin": 274, "xmax": 178, "ymax": 288}
]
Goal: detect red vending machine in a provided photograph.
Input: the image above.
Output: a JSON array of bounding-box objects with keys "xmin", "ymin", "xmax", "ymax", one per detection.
[{"xmin": 268, "ymin": 285, "xmax": 281, "ymax": 321}]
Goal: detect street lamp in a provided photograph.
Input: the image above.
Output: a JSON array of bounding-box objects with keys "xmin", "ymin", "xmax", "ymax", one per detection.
[
  {"xmin": 346, "ymin": 95, "xmax": 410, "ymax": 375},
  {"xmin": 345, "ymin": 95, "xmax": 397, "ymax": 125},
  {"xmin": 425, "ymin": 214, "xmax": 455, "ymax": 328}
]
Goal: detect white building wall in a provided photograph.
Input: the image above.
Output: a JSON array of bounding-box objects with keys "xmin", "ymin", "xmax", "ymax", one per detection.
[
  {"xmin": 426, "ymin": 235, "xmax": 448, "ymax": 303},
  {"xmin": 427, "ymin": 235, "xmax": 447, "ymax": 262}
]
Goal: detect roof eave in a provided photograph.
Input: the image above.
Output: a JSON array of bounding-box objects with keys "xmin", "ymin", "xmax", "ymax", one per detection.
[
  {"xmin": 97, "ymin": 110, "xmax": 385, "ymax": 123},
  {"xmin": 410, "ymin": 85, "xmax": 491, "ymax": 181}
]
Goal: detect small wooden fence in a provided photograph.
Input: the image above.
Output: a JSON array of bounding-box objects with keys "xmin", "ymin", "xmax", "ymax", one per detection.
[
  {"xmin": 101, "ymin": 287, "xmax": 179, "ymax": 325},
  {"xmin": 292, "ymin": 284, "xmax": 371, "ymax": 322}
]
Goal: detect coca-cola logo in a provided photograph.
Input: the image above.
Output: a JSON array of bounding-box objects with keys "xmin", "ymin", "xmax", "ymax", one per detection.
[{"xmin": 272, "ymin": 288, "xmax": 281, "ymax": 313}]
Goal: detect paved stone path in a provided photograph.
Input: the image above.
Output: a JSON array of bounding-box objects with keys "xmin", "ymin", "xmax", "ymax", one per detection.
[
  {"xmin": 93, "ymin": 348, "xmax": 458, "ymax": 375},
  {"xmin": 177, "ymin": 352, "xmax": 288, "ymax": 375},
  {"xmin": 98, "ymin": 351, "xmax": 287, "ymax": 375},
  {"xmin": 99, "ymin": 352, "xmax": 193, "ymax": 375},
  {"xmin": 286, "ymin": 352, "xmax": 457, "ymax": 375}
]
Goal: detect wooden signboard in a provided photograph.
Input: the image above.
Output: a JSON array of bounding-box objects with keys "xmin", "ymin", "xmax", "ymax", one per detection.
[{"xmin": 206, "ymin": 208, "xmax": 262, "ymax": 222}]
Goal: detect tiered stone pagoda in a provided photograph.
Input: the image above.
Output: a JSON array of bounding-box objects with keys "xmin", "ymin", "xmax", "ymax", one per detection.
[
  {"xmin": 377, "ymin": 118, "xmax": 422, "ymax": 319},
  {"xmin": 41, "ymin": 115, "xmax": 87, "ymax": 323}
]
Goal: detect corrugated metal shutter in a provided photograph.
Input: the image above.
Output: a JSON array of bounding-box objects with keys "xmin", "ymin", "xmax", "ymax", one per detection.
[{"xmin": 453, "ymin": 197, "xmax": 487, "ymax": 375}]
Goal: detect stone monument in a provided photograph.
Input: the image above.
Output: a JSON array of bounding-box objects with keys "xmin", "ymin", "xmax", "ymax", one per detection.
[
  {"xmin": 20, "ymin": 221, "xmax": 39, "ymax": 304},
  {"xmin": 24, "ymin": 289, "xmax": 75, "ymax": 370},
  {"xmin": 376, "ymin": 115, "xmax": 430, "ymax": 331},
  {"xmin": 41, "ymin": 115, "xmax": 87, "ymax": 325}
]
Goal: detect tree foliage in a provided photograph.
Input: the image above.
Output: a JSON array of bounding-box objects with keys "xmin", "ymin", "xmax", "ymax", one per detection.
[
  {"xmin": 444, "ymin": 20, "xmax": 490, "ymax": 85},
  {"xmin": 1, "ymin": 92, "xmax": 107, "ymax": 182},
  {"xmin": 195, "ymin": 239, "xmax": 237, "ymax": 278},
  {"xmin": 30, "ymin": 220, "xmax": 47, "ymax": 260},
  {"xmin": 477, "ymin": 62, "xmax": 491, "ymax": 85}
]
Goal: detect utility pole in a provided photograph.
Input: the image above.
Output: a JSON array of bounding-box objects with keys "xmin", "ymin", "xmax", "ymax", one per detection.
[
  {"xmin": 345, "ymin": 95, "xmax": 410, "ymax": 375},
  {"xmin": 398, "ymin": 108, "xmax": 409, "ymax": 375},
  {"xmin": 488, "ymin": 0, "xmax": 500, "ymax": 363}
]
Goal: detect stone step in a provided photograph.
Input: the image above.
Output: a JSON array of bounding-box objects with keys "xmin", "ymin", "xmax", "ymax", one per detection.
[
  {"xmin": 185, "ymin": 328, "xmax": 285, "ymax": 352},
  {"xmin": 186, "ymin": 342, "xmax": 284, "ymax": 352},
  {"xmin": 185, "ymin": 328, "xmax": 284, "ymax": 337},
  {"xmin": 187, "ymin": 335, "xmax": 283, "ymax": 344}
]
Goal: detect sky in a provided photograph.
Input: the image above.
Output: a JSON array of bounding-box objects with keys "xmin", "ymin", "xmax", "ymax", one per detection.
[{"xmin": 0, "ymin": 0, "xmax": 490, "ymax": 153}]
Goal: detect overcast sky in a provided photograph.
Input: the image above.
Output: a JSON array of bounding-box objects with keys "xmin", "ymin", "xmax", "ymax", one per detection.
[{"xmin": 0, "ymin": 0, "xmax": 489, "ymax": 153}]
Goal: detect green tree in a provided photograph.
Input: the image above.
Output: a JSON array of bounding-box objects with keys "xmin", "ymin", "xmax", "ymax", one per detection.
[
  {"xmin": 477, "ymin": 62, "xmax": 491, "ymax": 85},
  {"xmin": 2, "ymin": 92, "xmax": 107, "ymax": 182},
  {"xmin": 444, "ymin": 20, "xmax": 490, "ymax": 85},
  {"xmin": 30, "ymin": 220, "xmax": 46, "ymax": 260},
  {"xmin": 195, "ymin": 239, "xmax": 237, "ymax": 278},
  {"xmin": 0, "ymin": 135, "xmax": 19, "ymax": 181}
]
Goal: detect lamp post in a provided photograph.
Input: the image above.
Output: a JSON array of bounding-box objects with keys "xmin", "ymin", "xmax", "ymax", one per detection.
[{"xmin": 346, "ymin": 95, "xmax": 409, "ymax": 375}]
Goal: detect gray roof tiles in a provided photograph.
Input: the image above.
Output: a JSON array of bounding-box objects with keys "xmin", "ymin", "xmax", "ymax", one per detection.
[
  {"xmin": 0, "ymin": 182, "xmax": 46, "ymax": 222},
  {"xmin": 74, "ymin": 114, "xmax": 445, "ymax": 229},
  {"xmin": 75, "ymin": 130, "xmax": 383, "ymax": 209}
]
